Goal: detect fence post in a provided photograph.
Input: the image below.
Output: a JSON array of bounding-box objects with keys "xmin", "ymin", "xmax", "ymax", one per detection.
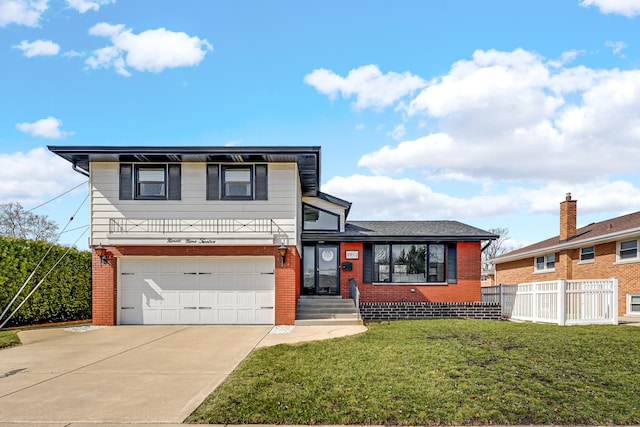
[
  {"xmin": 611, "ymin": 277, "xmax": 619, "ymax": 325},
  {"xmin": 558, "ymin": 279, "xmax": 566, "ymax": 326}
]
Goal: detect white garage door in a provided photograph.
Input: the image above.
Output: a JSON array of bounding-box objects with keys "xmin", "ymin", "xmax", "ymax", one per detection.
[{"xmin": 119, "ymin": 257, "xmax": 275, "ymax": 325}]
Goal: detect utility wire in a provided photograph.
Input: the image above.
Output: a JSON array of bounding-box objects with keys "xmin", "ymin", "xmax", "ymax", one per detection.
[
  {"xmin": 59, "ymin": 224, "xmax": 90, "ymax": 234},
  {"xmin": 0, "ymin": 225, "xmax": 89, "ymax": 329},
  {"xmin": 27, "ymin": 181, "xmax": 88, "ymax": 212}
]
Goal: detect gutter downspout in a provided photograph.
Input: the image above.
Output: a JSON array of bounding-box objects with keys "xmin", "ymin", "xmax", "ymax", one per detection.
[{"xmin": 72, "ymin": 162, "xmax": 89, "ymax": 177}]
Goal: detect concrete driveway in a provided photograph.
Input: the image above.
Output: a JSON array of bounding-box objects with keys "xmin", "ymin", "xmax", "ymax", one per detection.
[{"xmin": 0, "ymin": 325, "xmax": 271, "ymax": 424}]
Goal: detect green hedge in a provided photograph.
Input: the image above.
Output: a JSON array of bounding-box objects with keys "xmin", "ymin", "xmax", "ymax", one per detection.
[{"xmin": 0, "ymin": 236, "xmax": 91, "ymax": 327}]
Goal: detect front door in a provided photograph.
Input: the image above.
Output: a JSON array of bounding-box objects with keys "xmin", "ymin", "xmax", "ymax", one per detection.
[{"xmin": 302, "ymin": 245, "xmax": 340, "ymax": 295}]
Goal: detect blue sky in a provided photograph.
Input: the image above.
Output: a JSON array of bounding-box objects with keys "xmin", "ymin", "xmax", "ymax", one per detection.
[{"xmin": 2, "ymin": 0, "xmax": 640, "ymax": 249}]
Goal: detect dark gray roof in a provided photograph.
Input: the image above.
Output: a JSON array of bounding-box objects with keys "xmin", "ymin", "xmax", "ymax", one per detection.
[
  {"xmin": 48, "ymin": 145, "xmax": 321, "ymax": 196},
  {"xmin": 303, "ymin": 220, "xmax": 497, "ymax": 242}
]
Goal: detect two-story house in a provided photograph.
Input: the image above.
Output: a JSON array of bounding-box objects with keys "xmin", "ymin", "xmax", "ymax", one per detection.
[
  {"xmin": 49, "ymin": 145, "xmax": 496, "ymax": 326},
  {"xmin": 492, "ymin": 193, "xmax": 640, "ymax": 317}
]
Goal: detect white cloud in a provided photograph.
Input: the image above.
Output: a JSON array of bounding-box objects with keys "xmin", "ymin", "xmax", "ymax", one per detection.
[
  {"xmin": 354, "ymin": 49, "xmax": 640, "ymax": 183},
  {"xmin": 408, "ymin": 49, "xmax": 560, "ymax": 125},
  {"xmin": 605, "ymin": 40, "xmax": 628, "ymax": 57},
  {"xmin": 387, "ymin": 124, "xmax": 406, "ymax": 140},
  {"xmin": 304, "ymin": 65, "xmax": 427, "ymax": 110},
  {"xmin": 63, "ymin": 50, "xmax": 84, "ymax": 58},
  {"xmin": 67, "ymin": 0, "xmax": 114, "ymax": 13},
  {"xmin": 14, "ymin": 39, "xmax": 60, "ymax": 57},
  {"xmin": 323, "ymin": 175, "xmax": 640, "ymax": 221},
  {"xmin": 0, "ymin": 148, "xmax": 86, "ymax": 205},
  {"xmin": 85, "ymin": 23, "xmax": 213, "ymax": 76},
  {"xmin": 355, "ymin": 123, "xmax": 364, "ymax": 131},
  {"xmin": 0, "ymin": 0, "xmax": 48, "ymax": 27},
  {"xmin": 16, "ymin": 117, "xmax": 74, "ymax": 139},
  {"xmin": 581, "ymin": 0, "xmax": 640, "ymax": 17}
]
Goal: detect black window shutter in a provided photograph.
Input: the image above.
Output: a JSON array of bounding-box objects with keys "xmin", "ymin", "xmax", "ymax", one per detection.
[
  {"xmin": 119, "ymin": 163, "xmax": 133, "ymax": 200},
  {"xmin": 255, "ymin": 164, "xmax": 268, "ymax": 200},
  {"xmin": 363, "ymin": 243, "xmax": 373, "ymax": 283},
  {"xmin": 206, "ymin": 164, "xmax": 220, "ymax": 200},
  {"xmin": 167, "ymin": 164, "xmax": 181, "ymax": 200},
  {"xmin": 447, "ymin": 243, "xmax": 458, "ymax": 283}
]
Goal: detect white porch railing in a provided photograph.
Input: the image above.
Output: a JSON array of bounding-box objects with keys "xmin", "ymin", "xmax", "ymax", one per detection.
[
  {"xmin": 507, "ymin": 278, "xmax": 618, "ymax": 325},
  {"xmin": 109, "ymin": 218, "xmax": 284, "ymax": 235}
]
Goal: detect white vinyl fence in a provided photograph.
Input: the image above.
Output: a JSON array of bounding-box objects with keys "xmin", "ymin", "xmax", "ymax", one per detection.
[{"xmin": 483, "ymin": 278, "xmax": 618, "ymax": 325}]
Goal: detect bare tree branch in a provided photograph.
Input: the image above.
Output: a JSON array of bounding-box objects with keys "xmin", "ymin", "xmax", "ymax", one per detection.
[{"xmin": 0, "ymin": 202, "xmax": 58, "ymax": 243}]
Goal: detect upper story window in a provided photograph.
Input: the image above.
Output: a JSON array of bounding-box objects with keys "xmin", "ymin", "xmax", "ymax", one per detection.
[
  {"xmin": 618, "ymin": 239, "xmax": 639, "ymax": 261},
  {"xmin": 303, "ymin": 204, "xmax": 339, "ymax": 231},
  {"xmin": 119, "ymin": 163, "xmax": 181, "ymax": 201},
  {"xmin": 579, "ymin": 246, "xmax": 595, "ymax": 262},
  {"xmin": 534, "ymin": 254, "xmax": 555, "ymax": 272},
  {"xmin": 206, "ymin": 164, "xmax": 268, "ymax": 201},
  {"xmin": 136, "ymin": 166, "xmax": 166, "ymax": 199},
  {"xmin": 222, "ymin": 167, "xmax": 252, "ymax": 199}
]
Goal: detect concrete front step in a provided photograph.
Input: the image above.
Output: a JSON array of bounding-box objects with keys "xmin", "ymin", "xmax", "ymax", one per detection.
[
  {"xmin": 295, "ymin": 296, "xmax": 361, "ymax": 326},
  {"xmin": 297, "ymin": 308, "xmax": 358, "ymax": 315},
  {"xmin": 296, "ymin": 312, "xmax": 360, "ymax": 320},
  {"xmin": 297, "ymin": 300, "xmax": 356, "ymax": 306},
  {"xmin": 295, "ymin": 318, "xmax": 364, "ymax": 326},
  {"xmin": 298, "ymin": 295, "xmax": 344, "ymax": 299}
]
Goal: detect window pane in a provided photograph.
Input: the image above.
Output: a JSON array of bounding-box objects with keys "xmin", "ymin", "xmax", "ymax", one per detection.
[
  {"xmin": 620, "ymin": 240, "xmax": 638, "ymax": 259},
  {"xmin": 225, "ymin": 183, "xmax": 251, "ymax": 196},
  {"xmin": 546, "ymin": 254, "xmax": 555, "ymax": 269},
  {"xmin": 580, "ymin": 246, "xmax": 595, "ymax": 261},
  {"xmin": 303, "ymin": 205, "xmax": 339, "ymax": 231},
  {"xmin": 536, "ymin": 256, "xmax": 545, "ymax": 270},
  {"xmin": 139, "ymin": 183, "xmax": 165, "ymax": 196},
  {"xmin": 138, "ymin": 169, "xmax": 165, "ymax": 181},
  {"xmin": 225, "ymin": 169, "xmax": 250, "ymax": 181},
  {"xmin": 392, "ymin": 245, "xmax": 426, "ymax": 283},
  {"xmin": 428, "ymin": 244, "xmax": 445, "ymax": 282},
  {"xmin": 621, "ymin": 240, "xmax": 637, "ymax": 250},
  {"xmin": 374, "ymin": 245, "xmax": 390, "ymax": 282}
]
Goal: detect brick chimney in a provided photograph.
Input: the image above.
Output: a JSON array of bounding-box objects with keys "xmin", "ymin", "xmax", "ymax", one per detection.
[{"xmin": 560, "ymin": 193, "xmax": 577, "ymax": 241}]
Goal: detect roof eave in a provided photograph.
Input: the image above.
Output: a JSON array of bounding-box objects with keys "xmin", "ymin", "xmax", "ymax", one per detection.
[
  {"xmin": 302, "ymin": 233, "xmax": 494, "ymax": 242},
  {"xmin": 492, "ymin": 226, "xmax": 640, "ymax": 264}
]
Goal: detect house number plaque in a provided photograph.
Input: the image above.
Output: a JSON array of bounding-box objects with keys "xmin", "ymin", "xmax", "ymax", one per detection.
[{"xmin": 345, "ymin": 250, "xmax": 359, "ymax": 259}]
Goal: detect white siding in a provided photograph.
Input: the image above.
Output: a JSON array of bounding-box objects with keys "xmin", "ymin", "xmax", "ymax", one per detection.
[{"xmin": 90, "ymin": 162, "xmax": 299, "ymax": 246}]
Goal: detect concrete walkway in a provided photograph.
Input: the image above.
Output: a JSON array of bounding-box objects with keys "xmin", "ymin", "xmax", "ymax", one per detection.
[{"xmin": 0, "ymin": 324, "xmax": 366, "ymax": 424}]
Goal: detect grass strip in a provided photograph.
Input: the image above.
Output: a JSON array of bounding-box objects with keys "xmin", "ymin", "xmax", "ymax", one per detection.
[
  {"xmin": 0, "ymin": 330, "xmax": 20, "ymax": 349},
  {"xmin": 187, "ymin": 319, "xmax": 640, "ymax": 425}
]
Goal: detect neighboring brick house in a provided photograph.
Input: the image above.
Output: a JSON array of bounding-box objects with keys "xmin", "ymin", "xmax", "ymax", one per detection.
[
  {"xmin": 492, "ymin": 193, "xmax": 640, "ymax": 317},
  {"xmin": 49, "ymin": 145, "xmax": 496, "ymax": 326}
]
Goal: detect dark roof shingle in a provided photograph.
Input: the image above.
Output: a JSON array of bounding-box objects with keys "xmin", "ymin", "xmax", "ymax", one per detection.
[{"xmin": 302, "ymin": 220, "xmax": 497, "ymax": 242}]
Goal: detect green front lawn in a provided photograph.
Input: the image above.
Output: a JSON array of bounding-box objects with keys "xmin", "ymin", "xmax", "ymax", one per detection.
[
  {"xmin": 0, "ymin": 330, "xmax": 20, "ymax": 349},
  {"xmin": 187, "ymin": 319, "xmax": 640, "ymax": 425}
]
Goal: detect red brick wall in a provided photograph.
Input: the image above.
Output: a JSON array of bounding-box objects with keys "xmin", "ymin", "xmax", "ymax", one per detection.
[
  {"xmin": 343, "ymin": 241, "xmax": 483, "ymax": 303},
  {"xmin": 91, "ymin": 245, "xmax": 299, "ymax": 326},
  {"xmin": 496, "ymin": 241, "xmax": 640, "ymax": 316},
  {"xmin": 275, "ymin": 246, "xmax": 300, "ymax": 325},
  {"xmin": 91, "ymin": 251, "xmax": 117, "ymax": 326},
  {"xmin": 339, "ymin": 242, "xmax": 364, "ymax": 299}
]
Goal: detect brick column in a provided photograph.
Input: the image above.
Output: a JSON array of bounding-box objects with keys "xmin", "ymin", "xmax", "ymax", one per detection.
[
  {"xmin": 274, "ymin": 246, "xmax": 300, "ymax": 325},
  {"xmin": 91, "ymin": 249, "xmax": 117, "ymax": 325}
]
